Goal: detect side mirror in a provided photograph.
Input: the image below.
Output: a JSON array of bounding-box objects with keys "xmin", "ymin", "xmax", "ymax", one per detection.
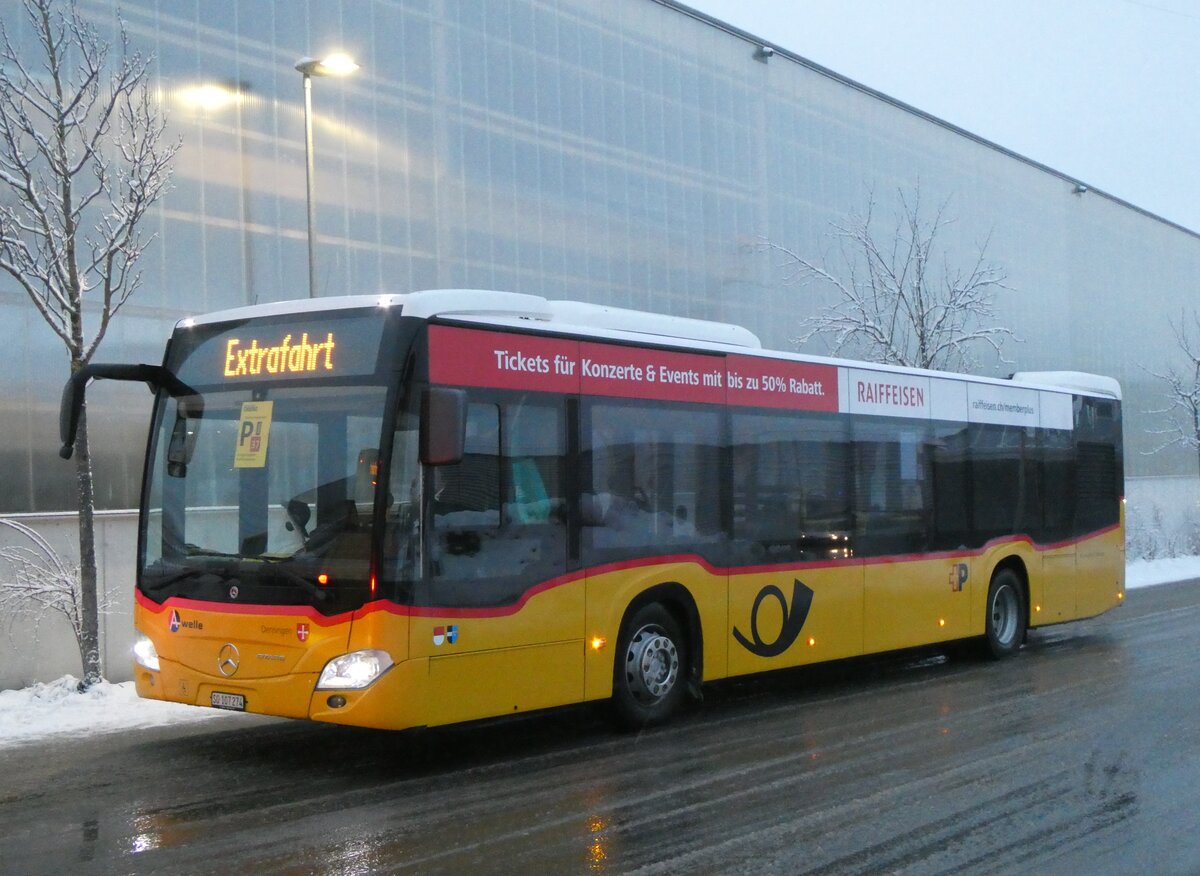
[
  {"xmin": 166, "ymin": 396, "xmax": 203, "ymax": 477},
  {"xmin": 58, "ymin": 363, "xmax": 197, "ymax": 459},
  {"xmin": 59, "ymin": 371, "xmax": 87, "ymax": 459},
  {"xmin": 420, "ymin": 387, "xmax": 466, "ymax": 466}
]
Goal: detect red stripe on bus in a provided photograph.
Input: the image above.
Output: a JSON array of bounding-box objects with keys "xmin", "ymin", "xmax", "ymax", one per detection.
[
  {"xmin": 134, "ymin": 589, "xmax": 356, "ymax": 626},
  {"xmin": 135, "ymin": 523, "xmax": 1120, "ymax": 622}
]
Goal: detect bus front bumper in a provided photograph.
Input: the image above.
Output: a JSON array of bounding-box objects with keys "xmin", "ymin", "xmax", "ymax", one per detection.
[{"xmin": 134, "ymin": 656, "xmax": 431, "ymax": 731}]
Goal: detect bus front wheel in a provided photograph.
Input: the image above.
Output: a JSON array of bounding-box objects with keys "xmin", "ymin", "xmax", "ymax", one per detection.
[
  {"xmin": 612, "ymin": 603, "xmax": 687, "ymax": 728},
  {"xmin": 983, "ymin": 568, "xmax": 1027, "ymax": 659}
]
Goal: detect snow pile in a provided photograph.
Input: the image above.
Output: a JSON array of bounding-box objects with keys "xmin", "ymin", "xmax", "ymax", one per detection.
[
  {"xmin": 1126, "ymin": 556, "xmax": 1200, "ymax": 590},
  {"xmin": 0, "ymin": 675, "xmax": 237, "ymax": 750}
]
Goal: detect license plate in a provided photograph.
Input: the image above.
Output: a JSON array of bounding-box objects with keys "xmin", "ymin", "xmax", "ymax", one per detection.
[{"xmin": 210, "ymin": 691, "xmax": 246, "ymax": 711}]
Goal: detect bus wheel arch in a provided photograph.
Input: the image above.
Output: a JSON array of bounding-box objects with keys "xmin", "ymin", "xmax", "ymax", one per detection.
[
  {"xmin": 983, "ymin": 560, "xmax": 1028, "ymax": 659},
  {"xmin": 611, "ymin": 583, "xmax": 701, "ymax": 728}
]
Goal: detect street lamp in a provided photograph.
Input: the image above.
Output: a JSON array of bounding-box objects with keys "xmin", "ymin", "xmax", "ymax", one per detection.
[{"xmin": 294, "ymin": 53, "xmax": 360, "ymax": 298}]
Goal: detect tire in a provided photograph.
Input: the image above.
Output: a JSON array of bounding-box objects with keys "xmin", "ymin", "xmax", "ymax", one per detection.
[
  {"xmin": 612, "ymin": 603, "xmax": 688, "ymax": 729},
  {"xmin": 983, "ymin": 568, "xmax": 1027, "ymax": 659}
]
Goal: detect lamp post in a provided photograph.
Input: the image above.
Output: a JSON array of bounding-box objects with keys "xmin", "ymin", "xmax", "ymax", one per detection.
[{"xmin": 294, "ymin": 53, "xmax": 359, "ymax": 298}]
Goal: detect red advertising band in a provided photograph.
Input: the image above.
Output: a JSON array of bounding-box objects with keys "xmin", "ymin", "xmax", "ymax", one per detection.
[{"xmin": 428, "ymin": 325, "xmax": 839, "ymax": 412}]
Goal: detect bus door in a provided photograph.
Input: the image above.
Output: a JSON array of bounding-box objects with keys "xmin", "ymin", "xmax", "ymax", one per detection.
[
  {"xmin": 858, "ymin": 421, "xmax": 968, "ymax": 652},
  {"xmin": 413, "ymin": 390, "xmax": 581, "ymax": 726},
  {"xmin": 580, "ymin": 398, "xmax": 728, "ymax": 697},
  {"xmin": 728, "ymin": 409, "xmax": 862, "ymax": 677}
]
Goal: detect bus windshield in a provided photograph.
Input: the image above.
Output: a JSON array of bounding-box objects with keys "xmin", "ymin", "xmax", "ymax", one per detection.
[{"xmin": 140, "ymin": 382, "xmax": 397, "ymax": 614}]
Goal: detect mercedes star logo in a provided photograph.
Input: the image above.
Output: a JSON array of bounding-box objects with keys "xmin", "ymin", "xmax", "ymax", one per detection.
[{"xmin": 217, "ymin": 643, "xmax": 240, "ymax": 677}]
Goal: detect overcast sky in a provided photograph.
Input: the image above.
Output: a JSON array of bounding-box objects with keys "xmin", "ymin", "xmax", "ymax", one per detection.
[{"xmin": 684, "ymin": 0, "xmax": 1200, "ymax": 233}]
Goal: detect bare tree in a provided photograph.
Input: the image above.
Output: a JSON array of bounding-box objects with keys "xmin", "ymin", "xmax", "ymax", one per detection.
[
  {"xmin": 1145, "ymin": 311, "xmax": 1200, "ymax": 478},
  {"xmin": 765, "ymin": 187, "xmax": 1015, "ymax": 372},
  {"xmin": 0, "ymin": 518, "xmax": 112, "ymax": 672},
  {"xmin": 0, "ymin": 0, "xmax": 178, "ymax": 688}
]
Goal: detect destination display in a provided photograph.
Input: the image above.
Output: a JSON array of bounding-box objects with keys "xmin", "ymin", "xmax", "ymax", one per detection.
[
  {"xmin": 172, "ymin": 314, "xmax": 385, "ymax": 385},
  {"xmin": 223, "ymin": 332, "xmax": 337, "ymax": 378}
]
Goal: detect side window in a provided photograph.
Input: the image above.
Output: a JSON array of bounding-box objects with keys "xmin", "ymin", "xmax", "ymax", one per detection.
[
  {"xmin": 1074, "ymin": 397, "xmax": 1121, "ymax": 534},
  {"xmin": 381, "ymin": 406, "xmax": 421, "ymax": 591},
  {"xmin": 853, "ymin": 417, "xmax": 931, "ymax": 556},
  {"xmin": 929, "ymin": 422, "xmax": 971, "ymax": 550},
  {"xmin": 504, "ymin": 403, "xmax": 563, "ymax": 524},
  {"xmin": 731, "ymin": 411, "xmax": 852, "ymax": 563},
  {"xmin": 432, "ymin": 402, "xmax": 501, "ymax": 521},
  {"xmin": 583, "ymin": 400, "xmax": 721, "ymax": 564},
  {"xmin": 1041, "ymin": 428, "xmax": 1075, "ymax": 542},
  {"xmin": 429, "ymin": 394, "xmax": 567, "ymax": 608},
  {"xmin": 969, "ymin": 423, "xmax": 1041, "ymax": 543},
  {"xmin": 1075, "ymin": 441, "xmax": 1117, "ymax": 533}
]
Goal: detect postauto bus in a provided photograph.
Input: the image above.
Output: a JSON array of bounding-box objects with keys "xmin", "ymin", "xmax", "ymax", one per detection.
[{"xmin": 60, "ymin": 290, "xmax": 1124, "ymax": 729}]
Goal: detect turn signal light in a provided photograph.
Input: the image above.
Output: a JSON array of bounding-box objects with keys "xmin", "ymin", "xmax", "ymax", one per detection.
[{"xmin": 317, "ymin": 573, "xmax": 329, "ymax": 586}]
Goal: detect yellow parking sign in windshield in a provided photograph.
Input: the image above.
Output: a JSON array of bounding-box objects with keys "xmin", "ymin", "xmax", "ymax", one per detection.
[{"xmin": 233, "ymin": 400, "xmax": 273, "ymax": 468}]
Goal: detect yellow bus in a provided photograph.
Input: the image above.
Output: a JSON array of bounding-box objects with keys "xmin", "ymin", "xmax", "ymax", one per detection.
[{"xmin": 60, "ymin": 290, "xmax": 1124, "ymax": 729}]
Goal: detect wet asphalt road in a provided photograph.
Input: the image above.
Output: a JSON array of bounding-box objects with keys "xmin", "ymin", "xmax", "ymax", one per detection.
[{"xmin": 2, "ymin": 581, "xmax": 1199, "ymax": 876}]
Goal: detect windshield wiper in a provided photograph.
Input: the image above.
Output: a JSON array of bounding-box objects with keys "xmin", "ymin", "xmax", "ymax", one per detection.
[{"xmin": 184, "ymin": 544, "xmax": 235, "ymax": 557}]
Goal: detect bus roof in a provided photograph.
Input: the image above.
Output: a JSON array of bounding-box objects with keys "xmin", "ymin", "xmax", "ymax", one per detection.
[
  {"xmin": 1010, "ymin": 371, "xmax": 1122, "ymax": 400},
  {"xmin": 178, "ymin": 290, "xmax": 1120, "ymax": 401}
]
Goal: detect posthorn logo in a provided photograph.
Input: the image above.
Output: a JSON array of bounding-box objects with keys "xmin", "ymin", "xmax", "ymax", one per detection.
[{"xmin": 733, "ymin": 580, "xmax": 814, "ymax": 658}]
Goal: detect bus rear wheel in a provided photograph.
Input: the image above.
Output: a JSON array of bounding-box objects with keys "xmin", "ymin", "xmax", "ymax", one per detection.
[
  {"xmin": 984, "ymin": 568, "xmax": 1027, "ymax": 659},
  {"xmin": 612, "ymin": 603, "xmax": 687, "ymax": 728}
]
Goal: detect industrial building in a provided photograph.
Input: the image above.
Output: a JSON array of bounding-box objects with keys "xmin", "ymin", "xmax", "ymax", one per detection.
[{"xmin": 1, "ymin": 0, "xmax": 1196, "ymax": 684}]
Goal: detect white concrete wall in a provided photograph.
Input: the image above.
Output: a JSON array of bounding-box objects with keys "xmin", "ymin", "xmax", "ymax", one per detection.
[{"xmin": 0, "ymin": 510, "xmax": 137, "ymax": 690}]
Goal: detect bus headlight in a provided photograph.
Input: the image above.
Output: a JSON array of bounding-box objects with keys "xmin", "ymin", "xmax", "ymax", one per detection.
[
  {"xmin": 316, "ymin": 649, "xmax": 393, "ymax": 690},
  {"xmin": 133, "ymin": 632, "xmax": 160, "ymax": 672}
]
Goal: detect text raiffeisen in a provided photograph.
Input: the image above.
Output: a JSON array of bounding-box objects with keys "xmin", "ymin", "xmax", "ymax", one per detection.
[
  {"xmin": 857, "ymin": 379, "xmax": 925, "ymax": 408},
  {"xmin": 224, "ymin": 332, "xmax": 336, "ymax": 377}
]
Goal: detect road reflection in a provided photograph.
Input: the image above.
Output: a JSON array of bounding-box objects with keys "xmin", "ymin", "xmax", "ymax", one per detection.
[
  {"xmin": 585, "ymin": 813, "xmax": 610, "ymax": 872},
  {"xmin": 43, "ymin": 610, "xmax": 1154, "ymax": 875}
]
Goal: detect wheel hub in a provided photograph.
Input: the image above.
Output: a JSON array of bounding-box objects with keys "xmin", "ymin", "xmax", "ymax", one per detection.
[
  {"xmin": 626, "ymin": 625, "xmax": 680, "ymax": 704},
  {"xmin": 991, "ymin": 584, "xmax": 1019, "ymax": 645}
]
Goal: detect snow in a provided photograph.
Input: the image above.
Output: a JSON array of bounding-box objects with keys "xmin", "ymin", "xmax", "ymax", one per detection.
[
  {"xmin": 1, "ymin": 557, "xmax": 1196, "ymax": 751},
  {"xmin": 0, "ymin": 675, "xmax": 241, "ymax": 751},
  {"xmin": 1126, "ymin": 556, "xmax": 1200, "ymax": 590}
]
